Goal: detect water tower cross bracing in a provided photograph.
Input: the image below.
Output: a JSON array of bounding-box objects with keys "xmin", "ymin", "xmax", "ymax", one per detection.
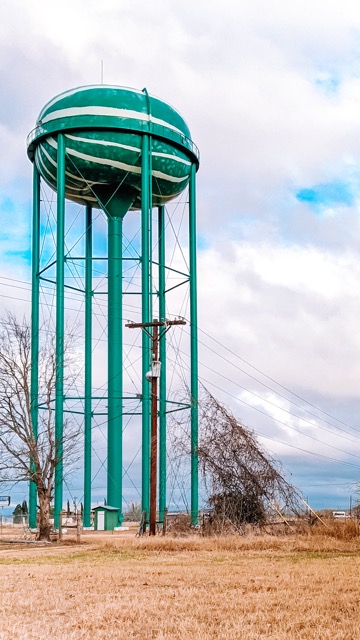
[{"xmin": 27, "ymin": 85, "xmax": 200, "ymax": 530}]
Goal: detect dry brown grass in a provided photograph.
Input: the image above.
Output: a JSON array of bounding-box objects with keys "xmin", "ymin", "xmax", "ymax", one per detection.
[{"xmin": 0, "ymin": 527, "xmax": 359, "ymax": 639}]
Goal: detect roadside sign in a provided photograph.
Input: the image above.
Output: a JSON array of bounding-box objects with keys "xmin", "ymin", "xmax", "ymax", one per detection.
[{"xmin": 0, "ymin": 496, "xmax": 10, "ymax": 507}]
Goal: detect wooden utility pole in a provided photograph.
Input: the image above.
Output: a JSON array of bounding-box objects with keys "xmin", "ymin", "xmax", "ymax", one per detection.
[
  {"xmin": 150, "ymin": 322, "xmax": 159, "ymax": 535},
  {"xmin": 126, "ymin": 318, "xmax": 185, "ymax": 535}
]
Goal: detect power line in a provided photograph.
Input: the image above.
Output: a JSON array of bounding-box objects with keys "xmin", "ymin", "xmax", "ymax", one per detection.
[
  {"xmin": 164, "ymin": 344, "xmax": 360, "ymax": 470},
  {"xmin": 3, "ymin": 272, "xmax": 358, "ymax": 470},
  {"xmin": 196, "ymin": 323, "xmax": 359, "ymax": 433},
  {"xmin": 186, "ymin": 342, "xmax": 360, "ymax": 444},
  {"xmin": 1, "ymin": 272, "xmax": 357, "ymax": 438}
]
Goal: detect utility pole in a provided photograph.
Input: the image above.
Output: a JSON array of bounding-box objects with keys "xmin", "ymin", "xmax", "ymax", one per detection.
[
  {"xmin": 126, "ymin": 318, "xmax": 186, "ymax": 535},
  {"xmin": 149, "ymin": 322, "xmax": 159, "ymax": 536}
]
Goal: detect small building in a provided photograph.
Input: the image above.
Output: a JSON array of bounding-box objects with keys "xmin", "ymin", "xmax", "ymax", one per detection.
[
  {"xmin": 332, "ymin": 511, "xmax": 350, "ymax": 519},
  {"xmin": 94, "ymin": 505, "xmax": 122, "ymax": 531}
]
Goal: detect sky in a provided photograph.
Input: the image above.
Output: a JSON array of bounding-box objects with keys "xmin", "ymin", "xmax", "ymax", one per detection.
[{"xmin": 1, "ymin": 0, "xmax": 360, "ymax": 512}]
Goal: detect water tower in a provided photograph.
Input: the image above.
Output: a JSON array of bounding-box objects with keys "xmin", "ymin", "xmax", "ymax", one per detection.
[{"xmin": 27, "ymin": 85, "xmax": 199, "ymax": 531}]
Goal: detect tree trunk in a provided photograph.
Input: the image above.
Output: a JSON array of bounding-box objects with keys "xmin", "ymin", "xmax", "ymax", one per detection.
[{"xmin": 37, "ymin": 489, "xmax": 51, "ymax": 541}]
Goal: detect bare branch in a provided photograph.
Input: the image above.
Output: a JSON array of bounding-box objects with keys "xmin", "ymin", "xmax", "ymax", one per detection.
[
  {"xmin": 170, "ymin": 385, "xmax": 303, "ymax": 531},
  {"xmin": 0, "ymin": 313, "xmax": 81, "ymax": 540}
]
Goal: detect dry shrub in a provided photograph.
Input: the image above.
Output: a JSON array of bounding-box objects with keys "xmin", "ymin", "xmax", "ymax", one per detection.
[
  {"xmin": 135, "ymin": 532, "xmax": 360, "ymax": 554},
  {"xmin": 201, "ymin": 513, "xmax": 268, "ymax": 537},
  {"xmin": 166, "ymin": 513, "xmax": 192, "ymax": 536},
  {"xmin": 201, "ymin": 515, "xmax": 245, "ymax": 536},
  {"xmin": 170, "ymin": 388, "xmax": 303, "ymax": 529},
  {"xmin": 92, "ymin": 525, "xmax": 360, "ymax": 554},
  {"xmin": 311, "ymin": 518, "xmax": 360, "ymax": 540}
]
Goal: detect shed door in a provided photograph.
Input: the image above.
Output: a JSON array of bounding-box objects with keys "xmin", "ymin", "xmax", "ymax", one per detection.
[{"xmin": 97, "ymin": 511, "xmax": 105, "ymax": 531}]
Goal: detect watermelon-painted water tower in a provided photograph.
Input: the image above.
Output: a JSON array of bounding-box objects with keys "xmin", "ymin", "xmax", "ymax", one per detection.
[{"xmin": 27, "ymin": 85, "xmax": 199, "ymax": 531}]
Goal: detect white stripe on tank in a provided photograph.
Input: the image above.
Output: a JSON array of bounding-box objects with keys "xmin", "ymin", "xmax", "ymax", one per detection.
[
  {"xmin": 47, "ymin": 136, "xmax": 188, "ymax": 184},
  {"xmin": 65, "ymin": 133, "xmax": 141, "ymax": 154},
  {"xmin": 36, "ymin": 148, "xmax": 87, "ymax": 194},
  {"xmin": 40, "ymin": 106, "xmax": 185, "ymax": 137},
  {"xmin": 67, "ymin": 148, "xmax": 187, "ymax": 183},
  {"xmin": 152, "ymin": 152, "xmax": 191, "ymax": 166},
  {"xmin": 39, "ymin": 85, "xmax": 144, "ymax": 118},
  {"xmin": 66, "ymin": 133, "xmax": 191, "ymax": 167},
  {"xmin": 44, "ymin": 138, "xmax": 101, "ymax": 185}
]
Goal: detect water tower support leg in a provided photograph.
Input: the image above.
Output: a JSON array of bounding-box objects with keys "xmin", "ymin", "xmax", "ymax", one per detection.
[
  {"xmin": 141, "ymin": 135, "xmax": 151, "ymax": 521},
  {"xmin": 158, "ymin": 205, "xmax": 167, "ymax": 521},
  {"xmin": 107, "ymin": 214, "xmax": 123, "ymax": 516},
  {"xmin": 83, "ymin": 204, "xmax": 92, "ymax": 528},
  {"xmin": 189, "ymin": 165, "xmax": 199, "ymax": 526},
  {"xmin": 54, "ymin": 133, "xmax": 65, "ymax": 530},
  {"xmin": 29, "ymin": 164, "xmax": 40, "ymax": 530}
]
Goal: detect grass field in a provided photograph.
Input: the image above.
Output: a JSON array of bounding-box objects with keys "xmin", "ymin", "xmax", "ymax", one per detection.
[{"xmin": 1, "ymin": 527, "xmax": 360, "ymax": 639}]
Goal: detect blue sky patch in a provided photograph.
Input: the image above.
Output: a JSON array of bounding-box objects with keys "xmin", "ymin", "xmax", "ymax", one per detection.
[
  {"xmin": 315, "ymin": 73, "xmax": 340, "ymax": 95},
  {"xmin": 296, "ymin": 181, "xmax": 353, "ymax": 209},
  {"xmin": 1, "ymin": 196, "xmax": 15, "ymax": 213},
  {"xmin": 197, "ymin": 235, "xmax": 210, "ymax": 250}
]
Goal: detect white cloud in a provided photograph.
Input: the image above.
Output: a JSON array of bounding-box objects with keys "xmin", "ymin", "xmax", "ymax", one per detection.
[{"xmin": 198, "ymin": 241, "xmax": 360, "ymax": 398}]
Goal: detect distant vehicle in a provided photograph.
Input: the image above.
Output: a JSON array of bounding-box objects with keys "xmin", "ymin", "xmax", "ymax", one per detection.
[{"xmin": 332, "ymin": 511, "xmax": 350, "ymax": 519}]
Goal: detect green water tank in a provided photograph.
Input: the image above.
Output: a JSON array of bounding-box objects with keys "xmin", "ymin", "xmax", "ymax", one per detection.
[{"xmin": 27, "ymin": 84, "xmax": 199, "ymax": 211}]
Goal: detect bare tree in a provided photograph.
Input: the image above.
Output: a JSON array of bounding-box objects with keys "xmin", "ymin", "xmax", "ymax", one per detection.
[
  {"xmin": 170, "ymin": 387, "xmax": 302, "ymax": 531},
  {"xmin": 0, "ymin": 314, "xmax": 80, "ymax": 540}
]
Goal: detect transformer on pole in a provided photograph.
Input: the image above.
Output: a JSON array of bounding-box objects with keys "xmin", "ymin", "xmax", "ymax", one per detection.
[
  {"xmin": 126, "ymin": 318, "xmax": 186, "ymax": 534},
  {"xmin": 27, "ymin": 85, "xmax": 200, "ymax": 531}
]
